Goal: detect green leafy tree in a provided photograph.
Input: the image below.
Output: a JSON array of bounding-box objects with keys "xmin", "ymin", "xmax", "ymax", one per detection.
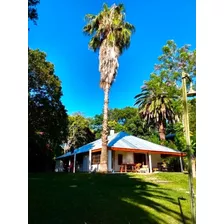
[
  {"xmin": 28, "ymin": 49, "xmax": 68, "ymax": 171},
  {"xmin": 89, "ymin": 114, "xmax": 103, "ymax": 139},
  {"xmin": 154, "ymin": 40, "xmax": 196, "ymax": 85},
  {"xmin": 65, "ymin": 113, "xmax": 95, "ymax": 152},
  {"xmin": 83, "ymin": 3, "xmax": 135, "ymax": 172},
  {"xmin": 108, "ymin": 120, "xmax": 125, "ymax": 133},
  {"xmin": 90, "ymin": 107, "xmax": 155, "ymax": 140},
  {"xmin": 135, "ymin": 40, "xmax": 196, "ymax": 141},
  {"xmin": 166, "ymin": 123, "xmax": 186, "ymax": 151},
  {"xmin": 166, "ymin": 97, "xmax": 196, "ymax": 155},
  {"xmin": 28, "ymin": 0, "xmax": 40, "ymax": 25},
  {"xmin": 155, "ymin": 40, "xmax": 196, "ymax": 152},
  {"xmin": 142, "ymin": 132, "xmax": 161, "ymax": 145}
]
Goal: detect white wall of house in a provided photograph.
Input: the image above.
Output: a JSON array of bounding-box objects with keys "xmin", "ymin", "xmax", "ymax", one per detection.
[
  {"xmin": 114, "ymin": 150, "xmax": 134, "ymax": 172},
  {"xmin": 151, "ymin": 154, "xmax": 162, "ymax": 168},
  {"xmin": 124, "ymin": 152, "xmax": 134, "ymax": 164},
  {"xmin": 91, "ymin": 164, "xmax": 100, "ymax": 172},
  {"xmin": 113, "ymin": 151, "xmax": 163, "ymax": 171},
  {"xmin": 55, "ymin": 160, "xmax": 64, "ymax": 172},
  {"xmin": 77, "ymin": 151, "xmax": 163, "ymax": 172}
]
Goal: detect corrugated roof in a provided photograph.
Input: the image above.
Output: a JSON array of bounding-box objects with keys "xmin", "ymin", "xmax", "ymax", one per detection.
[
  {"xmin": 56, "ymin": 131, "xmax": 183, "ymax": 160},
  {"xmin": 56, "ymin": 151, "xmax": 72, "ymax": 159},
  {"xmin": 107, "ymin": 132, "xmax": 181, "ymax": 153}
]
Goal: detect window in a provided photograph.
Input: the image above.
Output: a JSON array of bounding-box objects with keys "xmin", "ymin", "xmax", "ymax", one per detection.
[
  {"xmin": 92, "ymin": 152, "xmax": 100, "ymax": 164},
  {"xmin": 118, "ymin": 154, "xmax": 123, "ymax": 165},
  {"xmin": 134, "ymin": 153, "xmax": 146, "ymax": 164}
]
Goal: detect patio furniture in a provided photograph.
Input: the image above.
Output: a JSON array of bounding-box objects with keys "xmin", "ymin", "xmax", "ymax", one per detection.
[
  {"xmin": 161, "ymin": 162, "xmax": 168, "ymax": 171},
  {"xmin": 139, "ymin": 165, "xmax": 149, "ymax": 173},
  {"xmin": 120, "ymin": 163, "xmax": 136, "ymax": 172},
  {"xmin": 153, "ymin": 167, "xmax": 159, "ymax": 172},
  {"xmin": 134, "ymin": 163, "xmax": 142, "ymax": 172}
]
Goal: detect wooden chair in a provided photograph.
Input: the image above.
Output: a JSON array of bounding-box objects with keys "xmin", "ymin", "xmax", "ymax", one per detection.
[
  {"xmin": 134, "ymin": 163, "xmax": 142, "ymax": 172},
  {"xmin": 153, "ymin": 167, "xmax": 159, "ymax": 172},
  {"xmin": 120, "ymin": 165, "xmax": 125, "ymax": 173},
  {"xmin": 161, "ymin": 162, "xmax": 168, "ymax": 171}
]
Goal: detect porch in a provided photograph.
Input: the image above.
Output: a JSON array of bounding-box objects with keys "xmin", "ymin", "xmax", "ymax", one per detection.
[
  {"xmin": 76, "ymin": 149, "xmax": 184, "ymax": 173},
  {"xmin": 55, "ymin": 131, "xmax": 185, "ymax": 173}
]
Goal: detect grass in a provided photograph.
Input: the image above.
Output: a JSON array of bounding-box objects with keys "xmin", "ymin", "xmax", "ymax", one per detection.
[{"xmin": 29, "ymin": 172, "xmax": 196, "ymax": 224}]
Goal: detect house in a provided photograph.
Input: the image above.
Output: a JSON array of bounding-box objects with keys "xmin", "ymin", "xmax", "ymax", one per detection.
[{"xmin": 55, "ymin": 131, "xmax": 185, "ymax": 173}]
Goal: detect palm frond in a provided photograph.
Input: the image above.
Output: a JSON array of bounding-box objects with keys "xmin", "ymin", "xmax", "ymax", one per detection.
[
  {"xmin": 103, "ymin": 3, "xmax": 109, "ymax": 11},
  {"xmin": 84, "ymin": 14, "xmax": 96, "ymax": 21},
  {"xmin": 89, "ymin": 35, "xmax": 101, "ymax": 51},
  {"xmin": 83, "ymin": 3, "xmax": 135, "ymax": 53}
]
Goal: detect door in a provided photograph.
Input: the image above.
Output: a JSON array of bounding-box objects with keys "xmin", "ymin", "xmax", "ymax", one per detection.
[
  {"xmin": 134, "ymin": 153, "xmax": 146, "ymax": 165},
  {"xmin": 82, "ymin": 155, "xmax": 89, "ymax": 172}
]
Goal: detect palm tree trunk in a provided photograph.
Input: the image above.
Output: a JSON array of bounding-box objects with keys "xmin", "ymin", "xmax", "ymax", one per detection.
[
  {"xmin": 99, "ymin": 83, "xmax": 110, "ymax": 172},
  {"xmin": 159, "ymin": 122, "xmax": 166, "ymax": 141}
]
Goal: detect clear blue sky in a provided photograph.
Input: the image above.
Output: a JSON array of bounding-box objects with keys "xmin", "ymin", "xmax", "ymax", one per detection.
[{"xmin": 28, "ymin": 0, "xmax": 196, "ymax": 118}]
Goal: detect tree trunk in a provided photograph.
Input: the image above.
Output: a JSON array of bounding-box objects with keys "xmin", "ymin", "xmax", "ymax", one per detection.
[
  {"xmin": 98, "ymin": 40, "xmax": 119, "ymax": 173},
  {"xmin": 99, "ymin": 83, "xmax": 110, "ymax": 172},
  {"xmin": 159, "ymin": 122, "xmax": 166, "ymax": 141},
  {"xmin": 192, "ymin": 158, "xmax": 196, "ymax": 178}
]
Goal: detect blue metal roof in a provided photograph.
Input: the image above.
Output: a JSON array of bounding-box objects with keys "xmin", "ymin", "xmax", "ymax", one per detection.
[
  {"xmin": 55, "ymin": 131, "xmax": 182, "ymax": 160},
  {"xmin": 56, "ymin": 151, "xmax": 72, "ymax": 159}
]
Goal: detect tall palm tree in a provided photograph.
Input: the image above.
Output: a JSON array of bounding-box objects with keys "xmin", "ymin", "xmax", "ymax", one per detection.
[
  {"xmin": 135, "ymin": 77, "xmax": 180, "ymax": 141},
  {"xmin": 83, "ymin": 3, "xmax": 135, "ymax": 172}
]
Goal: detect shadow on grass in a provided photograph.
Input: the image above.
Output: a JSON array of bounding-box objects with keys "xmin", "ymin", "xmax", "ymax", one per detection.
[
  {"xmin": 29, "ymin": 173, "xmax": 190, "ymax": 224},
  {"xmin": 178, "ymin": 197, "xmax": 187, "ymax": 224}
]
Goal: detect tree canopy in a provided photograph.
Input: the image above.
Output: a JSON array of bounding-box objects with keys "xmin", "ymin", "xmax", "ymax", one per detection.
[
  {"xmin": 83, "ymin": 3, "xmax": 135, "ymax": 54},
  {"xmin": 28, "ymin": 0, "xmax": 40, "ymax": 25},
  {"xmin": 65, "ymin": 113, "xmax": 95, "ymax": 152},
  {"xmin": 135, "ymin": 73, "xmax": 181, "ymax": 140},
  {"xmin": 28, "ymin": 49, "xmax": 68, "ymax": 171},
  {"xmin": 135, "ymin": 40, "xmax": 196, "ymax": 142},
  {"xmin": 154, "ymin": 40, "xmax": 196, "ymax": 88},
  {"xmin": 90, "ymin": 107, "xmax": 154, "ymax": 139}
]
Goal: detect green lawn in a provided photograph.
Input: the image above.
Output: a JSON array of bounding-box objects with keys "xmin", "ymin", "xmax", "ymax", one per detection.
[{"xmin": 29, "ymin": 172, "xmax": 196, "ymax": 224}]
